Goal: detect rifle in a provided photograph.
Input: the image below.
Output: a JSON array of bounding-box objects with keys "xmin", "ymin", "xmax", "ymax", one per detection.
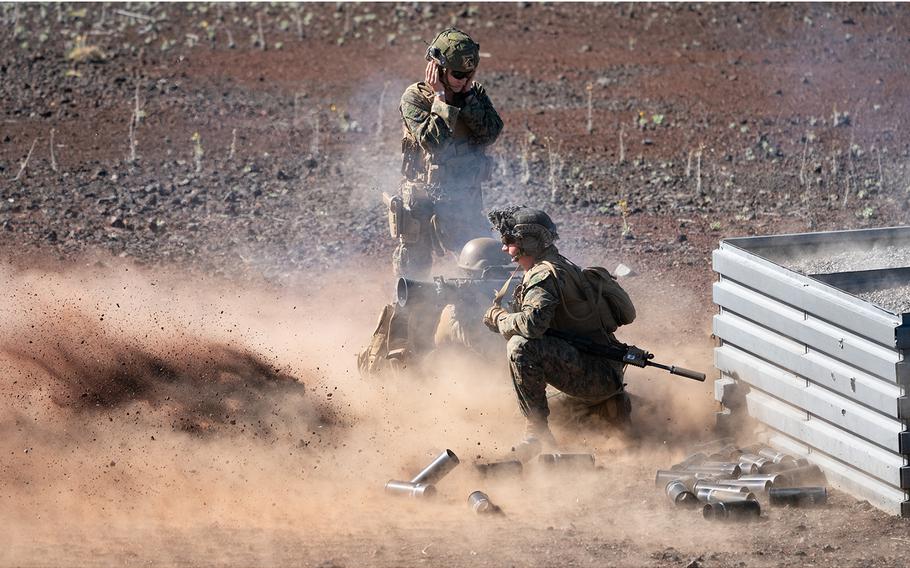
[{"xmin": 545, "ymin": 329, "xmax": 706, "ymax": 382}]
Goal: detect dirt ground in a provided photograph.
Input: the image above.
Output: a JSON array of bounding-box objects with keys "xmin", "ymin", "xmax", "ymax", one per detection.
[{"xmin": 2, "ymin": 2, "xmax": 910, "ymax": 567}]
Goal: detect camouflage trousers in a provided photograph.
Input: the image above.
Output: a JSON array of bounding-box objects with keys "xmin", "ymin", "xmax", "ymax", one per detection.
[
  {"xmin": 507, "ymin": 334, "xmax": 627, "ymax": 426},
  {"xmin": 392, "ymin": 184, "xmax": 488, "ymax": 279}
]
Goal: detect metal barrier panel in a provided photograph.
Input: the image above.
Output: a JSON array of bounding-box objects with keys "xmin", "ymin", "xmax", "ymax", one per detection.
[{"xmin": 712, "ymin": 227, "xmax": 910, "ymax": 516}]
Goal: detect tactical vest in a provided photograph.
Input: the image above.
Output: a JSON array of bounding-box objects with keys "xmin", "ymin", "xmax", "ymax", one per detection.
[{"xmin": 401, "ymin": 87, "xmax": 492, "ymax": 188}]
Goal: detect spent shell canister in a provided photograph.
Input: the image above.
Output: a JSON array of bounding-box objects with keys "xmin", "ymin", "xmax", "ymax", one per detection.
[
  {"xmin": 654, "ymin": 470, "xmax": 697, "ymax": 489},
  {"xmin": 538, "ymin": 453, "xmax": 596, "ymax": 469},
  {"xmin": 681, "ymin": 461, "xmax": 741, "ymax": 478},
  {"xmin": 696, "ymin": 487, "xmax": 757, "ymax": 503},
  {"xmin": 385, "ymin": 480, "xmax": 437, "ymax": 499},
  {"xmin": 411, "ymin": 449, "xmax": 460, "ymax": 485},
  {"xmin": 757, "ymin": 447, "xmax": 799, "ymax": 467},
  {"xmin": 736, "ymin": 461, "xmax": 760, "ymax": 475},
  {"xmin": 769, "ymin": 487, "xmax": 828, "ymax": 507},
  {"xmin": 778, "ymin": 464, "xmax": 825, "ymax": 487},
  {"xmin": 693, "ymin": 481, "xmax": 751, "ymax": 494},
  {"xmin": 715, "ymin": 478, "xmax": 772, "ymax": 493},
  {"xmin": 665, "ymin": 480, "xmax": 699, "ymax": 508},
  {"xmin": 468, "ymin": 491, "xmax": 504, "ymax": 515},
  {"xmin": 703, "ymin": 500, "xmax": 761, "ymax": 521},
  {"xmin": 474, "ymin": 460, "xmax": 523, "ymax": 478},
  {"xmin": 737, "ymin": 473, "xmax": 782, "ymax": 486},
  {"xmin": 738, "ymin": 453, "xmax": 771, "ymax": 469}
]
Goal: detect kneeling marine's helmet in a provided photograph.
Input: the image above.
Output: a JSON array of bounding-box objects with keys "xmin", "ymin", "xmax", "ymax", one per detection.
[
  {"xmin": 457, "ymin": 237, "xmax": 512, "ymax": 277},
  {"xmin": 487, "ymin": 206, "xmax": 559, "ymax": 258}
]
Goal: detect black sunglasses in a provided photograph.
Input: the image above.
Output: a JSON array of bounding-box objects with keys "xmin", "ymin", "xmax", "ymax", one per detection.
[{"xmin": 450, "ymin": 69, "xmax": 472, "ymax": 80}]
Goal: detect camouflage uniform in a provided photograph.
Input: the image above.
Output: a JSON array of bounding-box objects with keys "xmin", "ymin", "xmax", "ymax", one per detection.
[
  {"xmin": 393, "ymin": 29, "xmax": 503, "ymax": 279},
  {"xmin": 485, "ymin": 207, "xmax": 636, "ymax": 442},
  {"xmin": 359, "ymin": 238, "xmax": 513, "ymax": 376},
  {"xmin": 494, "ymin": 249, "xmax": 627, "ymax": 427}
]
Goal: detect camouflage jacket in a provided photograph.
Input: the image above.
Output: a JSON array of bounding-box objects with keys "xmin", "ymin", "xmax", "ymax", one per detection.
[
  {"xmin": 494, "ymin": 249, "xmax": 627, "ymax": 344},
  {"xmin": 400, "ymin": 81, "xmax": 503, "ymax": 155},
  {"xmin": 495, "ymin": 250, "xmax": 561, "ymax": 340}
]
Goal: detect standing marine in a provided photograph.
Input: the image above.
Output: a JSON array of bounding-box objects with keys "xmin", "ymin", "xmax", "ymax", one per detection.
[
  {"xmin": 483, "ymin": 206, "xmax": 637, "ymax": 448},
  {"xmin": 387, "ymin": 27, "xmax": 504, "ymax": 279}
]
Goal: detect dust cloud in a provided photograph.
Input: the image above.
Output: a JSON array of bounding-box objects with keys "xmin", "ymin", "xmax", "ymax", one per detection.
[{"xmin": 0, "ymin": 251, "xmax": 743, "ymax": 565}]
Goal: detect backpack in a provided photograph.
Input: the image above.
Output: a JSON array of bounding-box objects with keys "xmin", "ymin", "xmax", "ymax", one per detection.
[
  {"xmin": 580, "ymin": 266, "xmax": 636, "ymax": 332},
  {"xmin": 540, "ymin": 260, "xmax": 636, "ymax": 333}
]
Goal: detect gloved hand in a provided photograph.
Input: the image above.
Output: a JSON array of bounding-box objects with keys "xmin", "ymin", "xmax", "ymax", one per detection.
[{"xmin": 483, "ymin": 305, "xmax": 506, "ymax": 332}]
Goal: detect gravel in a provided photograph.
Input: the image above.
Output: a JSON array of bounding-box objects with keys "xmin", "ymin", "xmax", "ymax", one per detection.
[
  {"xmin": 857, "ymin": 284, "xmax": 910, "ymax": 314},
  {"xmin": 780, "ymin": 245, "xmax": 910, "ymax": 275}
]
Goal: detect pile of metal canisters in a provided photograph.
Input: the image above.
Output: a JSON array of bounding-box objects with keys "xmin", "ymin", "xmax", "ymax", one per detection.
[
  {"xmin": 385, "ymin": 447, "xmax": 598, "ymax": 515},
  {"xmin": 656, "ymin": 440, "xmax": 828, "ymax": 521}
]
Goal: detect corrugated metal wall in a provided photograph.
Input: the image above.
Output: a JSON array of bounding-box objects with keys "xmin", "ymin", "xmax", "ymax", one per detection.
[{"xmin": 712, "ymin": 229, "xmax": 910, "ymax": 516}]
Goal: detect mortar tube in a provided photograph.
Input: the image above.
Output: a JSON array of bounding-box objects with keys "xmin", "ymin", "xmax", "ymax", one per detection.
[
  {"xmin": 411, "ymin": 449, "xmax": 460, "ymax": 485},
  {"xmin": 769, "ymin": 487, "xmax": 828, "ymax": 507},
  {"xmin": 538, "ymin": 453, "xmax": 596, "ymax": 469},
  {"xmin": 385, "ymin": 480, "xmax": 437, "ymax": 499},
  {"xmin": 680, "ymin": 462, "xmax": 741, "ymax": 478},
  {"xmin": 703, "ymin": 500, "xmax": 761, "ymax": 521},
  {"xmin": 665, "ymin": 480, "xmax": 699, "ymax": 508},
  {"xmin": 468, "ymin": 491, "xmax": 504, "ymax": 515},
  {"xmin": 696, "ymin": 487, "xmax": 757, "ymax": 503},
  {"xmin": 474, "ymin": 460, "xmax": 523, "ymax": 478}
]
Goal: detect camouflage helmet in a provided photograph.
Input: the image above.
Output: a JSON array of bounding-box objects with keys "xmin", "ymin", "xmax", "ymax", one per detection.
[
  {"xmin": 457, "ymin": 237, "xmax": 511, "ymax": 276},
  {"xmin": 427, "ymin": 27, "xmax": 480, "ymax": 73},
  {"xmin": 488, "ymin": 206, "xmax": 559, "ymax": 258}
]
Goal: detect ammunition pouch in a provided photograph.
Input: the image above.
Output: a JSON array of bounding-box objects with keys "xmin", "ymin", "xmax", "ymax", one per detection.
[
  {"xmin": 401, "ymin": 135, "xmax": 424, "ymax": 181},
  {"xmin": 384, "ymin": 188, "xmax": 424, "ymax": 244}
]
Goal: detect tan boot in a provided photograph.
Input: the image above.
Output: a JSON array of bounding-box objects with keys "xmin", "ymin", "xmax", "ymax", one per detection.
[{"xmin": 511, "ymin": 418, "xmax": 558, "ymax": 462}]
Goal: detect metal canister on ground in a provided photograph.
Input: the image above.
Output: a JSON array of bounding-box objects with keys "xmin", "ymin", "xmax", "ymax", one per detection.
[
  {"xmin": 468, "ymin": 491, "xmax": 504, "ymax": 515},
  {"xmin": 694, "ymin": 481, "xmax": 751, "ymax": 494},
  {"xmin": 538, "ymin": 453, "xmax": 596, "ymax": 470},
  {"xmin": 385, "ymin": 480, "xmax": 437, "ymax": 499},
  {"xmin": 666, "ymin": 479, "xmax": 699, "ymax": 508},
  {"xmin": 681, "ymin": 461, "xmax": 742, "ymax": 478},
  {"xmin": 714, "ymin": 478, "xmax": 773, "ymax": 493},
  {"xmin": 654, "ymin": 470, "xmax": 698, "ymax": 489},
  {"xmin": 757, "ymin": 447, "xmax": 799, "ymax": 468},
  {"xmin": 703, "ymin": 500, "xmax": 761, "ymax": 521},
  {"xmin": 696, "ymin": 487, "xmax": 757, "ymax": 504},
  {"xmin": 411, "ymin": 449, "xmax": 460, "ymax": 485},
  {"xmin": 769, "ymin": 487, "xmax": 828, "ymax": 507},
  {"xmin": 778, "ymin": 464, "xmax": 826, "ymax": 487}
]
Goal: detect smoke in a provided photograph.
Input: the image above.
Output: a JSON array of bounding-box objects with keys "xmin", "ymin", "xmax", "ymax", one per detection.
[{"xmin": 0, "ymin": 241, "xmax": 734, "ymax": 565}]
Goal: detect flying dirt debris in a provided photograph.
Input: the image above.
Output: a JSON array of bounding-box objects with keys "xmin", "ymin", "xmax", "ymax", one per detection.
[{"xmin": 7, "ymin": 1, "xmax": 910, "ymax": 564}]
